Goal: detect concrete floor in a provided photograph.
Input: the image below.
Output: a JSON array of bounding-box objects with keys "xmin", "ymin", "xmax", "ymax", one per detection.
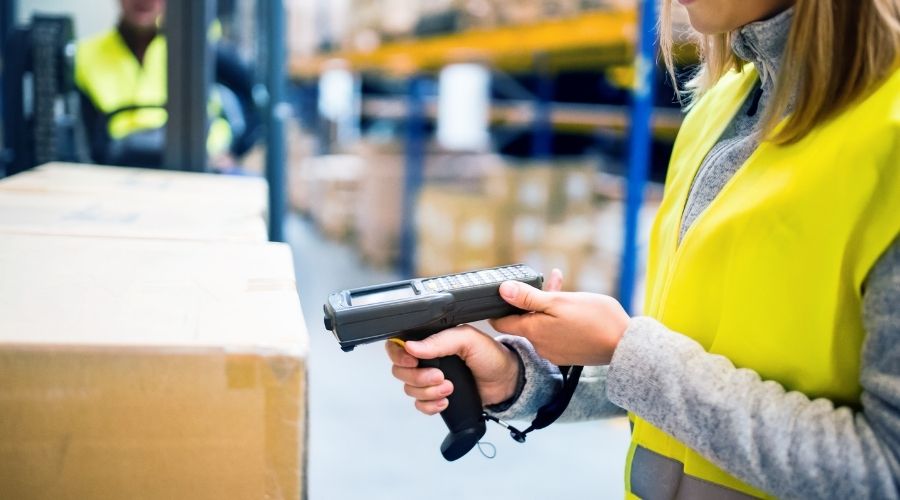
[{"xmin": 286, "ymin": 214, "xmax": 630, "ymax": 500}]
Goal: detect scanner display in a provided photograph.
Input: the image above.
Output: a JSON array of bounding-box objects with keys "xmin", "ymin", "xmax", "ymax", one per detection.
[{"xmin": 350, "ymin": 284, "xmax": 416, "ymax": 306}]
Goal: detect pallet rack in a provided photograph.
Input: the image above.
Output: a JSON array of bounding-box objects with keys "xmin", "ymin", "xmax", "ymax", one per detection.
[{"xmin": 291, "ymin": 1, "xmax": 668, "ymax": 311}]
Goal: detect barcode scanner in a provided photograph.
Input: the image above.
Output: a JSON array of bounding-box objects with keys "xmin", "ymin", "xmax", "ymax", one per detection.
[{"xmin": 323, "ymin": 264, "xmax": 542, "ymax": 461}]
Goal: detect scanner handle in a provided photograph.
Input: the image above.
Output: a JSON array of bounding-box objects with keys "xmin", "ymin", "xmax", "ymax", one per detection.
[{"xmin": 418, "ymin": 355, "xmax": 486, "ymax": 461}]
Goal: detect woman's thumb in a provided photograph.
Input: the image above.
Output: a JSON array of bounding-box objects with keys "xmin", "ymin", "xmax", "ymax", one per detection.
[
  {"xmin": 499, "ymin": 281, "xmax": 553, "ymax": 312},
  {"xmin": 404, "ymin": 326, "xmax": 478, "ymax": 361}
]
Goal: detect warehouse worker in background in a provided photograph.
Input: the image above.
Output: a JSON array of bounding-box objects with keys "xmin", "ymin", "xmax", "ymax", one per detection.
[
  {"xmin": 75, "ymin": 0, "xmax": 257, "ymax": 170},
  {"xmin": 388, "ymin": 0, "xmax": 900, "ymax": 498}
]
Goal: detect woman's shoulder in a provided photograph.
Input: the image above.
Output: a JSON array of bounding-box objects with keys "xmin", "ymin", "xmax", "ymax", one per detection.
[
  {"xmin": 837, "ymin": 66, "xmax": 900, "ymax": 145},
  {"xmin": 872, "ymin": 67, "xmax": 900, "ymax": 127}
]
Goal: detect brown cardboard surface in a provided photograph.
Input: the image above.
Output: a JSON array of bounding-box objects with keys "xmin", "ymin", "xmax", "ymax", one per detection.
[
  {"xmin": 354, "ymin": 151, "xmax": 404, "ymax": 267},
  {"xmin": 304, "ymin": 155, "xmax": 363, "ymax": 241},
  {"xmin": 0, "ymin": 190, "xmax": 267, "ymax": 242},
  {"xmin": 0, "ymin": 349, "xmax": 305, "ymax": 500},
  {"xmin": 0, "ymin": 162, "xmax": 268, "ymax": 219},
  {"xmin": 0, "ymin": 233, "xmax": 307, "ymax": 499},
  {"xmin": 415, "ymin": 186, "xmax": 510, "ymax": 275}
]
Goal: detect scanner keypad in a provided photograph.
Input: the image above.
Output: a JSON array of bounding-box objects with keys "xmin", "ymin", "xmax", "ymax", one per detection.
[{"xmin": 422, "ymin": 265, "xmax": 536, "ymax": 292}]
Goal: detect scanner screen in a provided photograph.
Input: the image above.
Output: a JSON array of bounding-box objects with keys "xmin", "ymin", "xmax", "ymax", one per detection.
[{"xmin": 351, "ymin": 284, "xmax": 416, "ymax": 306}]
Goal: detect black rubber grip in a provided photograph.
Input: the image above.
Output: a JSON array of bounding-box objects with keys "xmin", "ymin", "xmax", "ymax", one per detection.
[{"xmin": 418, "ymin": 355, "xmax": 486, "ymax": 461}]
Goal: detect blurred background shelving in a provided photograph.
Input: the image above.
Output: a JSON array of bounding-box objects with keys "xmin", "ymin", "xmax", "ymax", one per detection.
[{"xmin": 282, "ymin": 0, "xmax": 696, "ymax": 312}]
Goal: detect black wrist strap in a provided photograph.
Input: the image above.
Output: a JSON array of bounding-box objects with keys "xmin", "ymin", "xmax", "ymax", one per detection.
[{"xmin": 483, "ymin": 364, "xmax": 583, "ymax": 443}]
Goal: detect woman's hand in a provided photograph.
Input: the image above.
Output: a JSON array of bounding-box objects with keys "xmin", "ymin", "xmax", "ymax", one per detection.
[
  {"xmin": 489, "ymin": 281, "xmax": 630, "ymax": 366},
  {"xmin": 385, "ymin": 268, "xmax": 566, "ymax": 416},
  {"xmin": 385, "ymin": 326, "xmax": 520, "ymax": 415}
]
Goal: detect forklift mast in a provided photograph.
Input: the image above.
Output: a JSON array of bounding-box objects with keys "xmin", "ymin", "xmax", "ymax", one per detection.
[{"xmin": 1, "ymin": 15, "xmax": 83, "ymax": 178}]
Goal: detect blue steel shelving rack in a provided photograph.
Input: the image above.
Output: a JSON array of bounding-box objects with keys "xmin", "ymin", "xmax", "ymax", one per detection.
[
  {"xmin": 399, "ymin": 0, "xmax": 660, "ymax": 311},
  {"xmin": 617, "ymin": 0, "xmax": 658, "ymax": 313},
  {"xmin": 398, "ymin": 75, "xmax": 428, "ymax": 278}
]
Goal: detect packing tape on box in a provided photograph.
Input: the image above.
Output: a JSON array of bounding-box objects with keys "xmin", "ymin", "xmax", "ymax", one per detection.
[{"xmin": 226, "ymin": 356, "xmax": 258, "ymax": 389}]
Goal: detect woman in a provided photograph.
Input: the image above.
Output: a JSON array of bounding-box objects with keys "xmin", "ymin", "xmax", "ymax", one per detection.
[{"xmin": 387, "ymin": 0, "xmax": 900, "ymax": 498}]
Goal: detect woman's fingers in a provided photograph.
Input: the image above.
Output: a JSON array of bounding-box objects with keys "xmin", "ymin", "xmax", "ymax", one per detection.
[
  {"xmin": 403, "ymin": 380, "xmax": 454, "ymax": 401},
  {"xmin": 403, "ymin": 325, "xmax": 483, "ymax": 361},
  {"xmin": 385, "ymin": 339, "xmax": 418, "ymax": 367},
  {"xmin": 385, "ymin": 324, "xmax": 521, "ymax": 413},
  {"xmin": 415, "ymin": 398, "xmax": 449, "ymax": 415},
  {"xmin": 489, "ymin": 267, "xmax": 562, "ymax": 336},
  {"xmin": 545, "ymin": 268, "xmax": 564, "ymax": 292},
  {"xmin": 389, "ymin": 350, "xmax": 452, "ymax": 416},
  {"xmin": 499, "ymin": 280, "xmax": 555, "ymax": 313},
  {"xmin": 391, "ymin": 364, "xmax": 444, "ymax": 387}
]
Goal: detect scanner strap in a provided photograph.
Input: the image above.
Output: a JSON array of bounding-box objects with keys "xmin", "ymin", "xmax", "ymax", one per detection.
[{"xmin": 483, "ymin": 364, "xmax": 583, "ymax": 443}]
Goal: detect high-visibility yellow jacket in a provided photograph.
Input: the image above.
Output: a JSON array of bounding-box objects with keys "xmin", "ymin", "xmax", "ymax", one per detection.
[
  {"xmin": 74, "ymin": 28, "xmax": 231, "ymax": 162},
  {"xmin": 628, "ymin": 65, "xmax": 900, "ymax": 498}
]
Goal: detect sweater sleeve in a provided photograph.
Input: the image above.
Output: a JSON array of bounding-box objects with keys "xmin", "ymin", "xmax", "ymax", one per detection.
[
  {"xmin": 485, "ymin": 334, "xmax": 625, "ymax": 423},
  {"xmin": 606, "ymin": 238, "xmax": 900, "ymax": 499}
]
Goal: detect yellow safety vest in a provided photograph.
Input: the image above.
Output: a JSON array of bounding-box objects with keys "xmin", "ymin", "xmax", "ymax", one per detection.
[
  {"xmin": 74, "ymin": 29, "xmax": 231, "ymax": 156},
  {"xmin": 627, "ymin": 65, "xmax": 900, "ymax": 499}
]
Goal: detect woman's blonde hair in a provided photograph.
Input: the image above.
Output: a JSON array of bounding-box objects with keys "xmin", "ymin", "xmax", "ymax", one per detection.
[{"xmin": 660, "ymin": 0, "xmax": 900, "ymax": 144}]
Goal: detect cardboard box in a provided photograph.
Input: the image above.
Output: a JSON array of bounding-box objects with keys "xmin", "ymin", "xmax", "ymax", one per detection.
[
  {"xmin": 425, "ymin": 152, "xmax": 508, "ymax": 194},
  {"xmin": 510, "ymin": 213, "xmax": 547, "ymax": 258},
  {"xmin": 591, "ymin": 199, "xmax": 659, "ymax": 256},
  {"xmin": 0, "ymin": 190, "xmax": 267, "ymax": 242},
  {"xmin": 0, "ymin": 162, "xmax": 269, "ymax": 221},
  {"xmin": 495, "ymin": 0, "xmax": 543, "ymax": 25},
  {"xmin": 572, "ymin": 249, "xmax": 620, "ymax": 295},
  {"xmin": 517, "ymin": 195, "xmax": 659, "ymax": 295},
  {"xmin": 552, "ymin": 161, "xmax": 596, "ymax": 218},
  {"xmin": 354, "ymin": 150, "xmax": 405, "ymax": 267},
  {"xmin": 348, "ymin": 143, "xmax": 507, "ymax": 267},
  {"xmin": 415, "ymin": 186, "xmax": 510, "ymax": 276},
  {"xmin": 518, "ymin": 219, "xmax": 595, "ymax": 290},
  {"xmin": 0, "ymin": 234, "xmax": 308, "ymax": 500},
  {"xmin": 486, "ymin": 161, "xmax": 596, "ymax": 258},
  {"xmin": 580, "ymin": 0, "xmax": 635, "ymax": 11},
  {"xmin": 286, "ymin": 126, "xmax": 317, "ymax": 214},
  {"xmin": 497, "ymin": 0, "xmax": 582, "ymax": 25},
  {"xmin": 305, "ymin": 155, "xmax": 364, "ymax": 241},
  {"xmin": 485, "ymin": 164, "xmax": 556, "ymax": 213}
]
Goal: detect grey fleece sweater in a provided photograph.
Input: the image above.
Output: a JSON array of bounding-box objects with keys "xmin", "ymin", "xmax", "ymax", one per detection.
[{"xmin": 490, "ymin": 8, "xmax": 900, "ymax": 499}]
